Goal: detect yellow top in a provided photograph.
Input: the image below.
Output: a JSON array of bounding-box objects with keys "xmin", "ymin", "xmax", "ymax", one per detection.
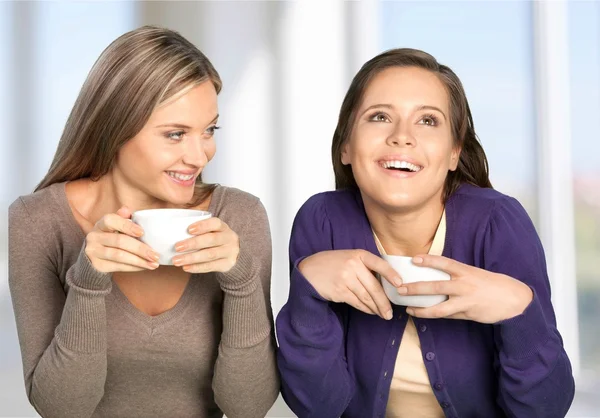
[{"xmin": 373, "ymin": 211, "xmax": 446, "ymax": 418}]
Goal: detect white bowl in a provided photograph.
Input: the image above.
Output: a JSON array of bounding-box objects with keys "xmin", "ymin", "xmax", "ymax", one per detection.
[
  {"xmin": 381, "ymin": 254, "xmax": 451, "ymax": 308},
  {"xmin": 131, "ymin": 209, "xmax": 212, "ymax": 265}
]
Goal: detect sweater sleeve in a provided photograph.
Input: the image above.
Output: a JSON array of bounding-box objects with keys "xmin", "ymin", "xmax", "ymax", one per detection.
[
  {"xmin": 275, "ymin": 194, "xmax": 354, "ymax": 418},
  {"xmin": 211, "ymin": 198, "xmax": 279, "ymax": 418},
  {"xmin": 8, "ymin": 197, "xmax": 113, "ymax": 418},
  {"xmin": 484, "ymin": 197, "xmax": 575, "ymax": 417}
]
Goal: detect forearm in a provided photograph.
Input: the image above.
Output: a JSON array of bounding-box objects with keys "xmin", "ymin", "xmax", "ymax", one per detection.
[
  {"xmin": 276, "ymin": 269, "xmax": 353, "ymax": 418},
  {"xmin": 212, "ymin": 251, "xmax": 278, "ymax": 417},
  {"xmin": 26, "ymin": 250, "xmax": 112, "ymax": 418},
  {"xmin": 496, "ymin": 292, "xmax": 575, "ymax": 417}
]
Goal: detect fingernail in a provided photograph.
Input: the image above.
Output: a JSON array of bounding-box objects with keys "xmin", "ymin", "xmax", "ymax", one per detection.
[
  {"xmin": 406, "ymin": 308, "xmax": 414, "ymax": 315},
  {"xmin": 394, "ymin": 277, "xmax": 402, "ymax": 287},
  {"xmin": 384, "ymin": 310, "xmax": 393, "ymax": 320},
  {"xmin": 413, "ymin": 256, "xmax": 423, "ymax": 264},
  {"xmin": 398, "ymin": 286, "xmax": 408, "ymax": 295},
  {"xmin": 147, "ymin": 251, "xmax": 159, "ymax": 262},
  {"xmin": 148, "ymin": 262, "xmax": 159, "ymax": 269},
  {"xmin": 172, "ymin": 256, "xmax": 183, "ymax": 266},
  {"xmin": 188, "ymin": 226, "xmax": 198, "ymax": 234},
  {"xmin": 175, "ymin": 243, "xmax": 186, "ymax": 252}
]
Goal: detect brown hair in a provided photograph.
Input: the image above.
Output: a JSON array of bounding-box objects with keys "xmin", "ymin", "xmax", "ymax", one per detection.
[
  {"xmin": 36, "ymin": 25, "xmax": 222, "ymax": 206},
  {"xmin": 332, "ymin": 48, "xmax": 492, "ymax": 201}
]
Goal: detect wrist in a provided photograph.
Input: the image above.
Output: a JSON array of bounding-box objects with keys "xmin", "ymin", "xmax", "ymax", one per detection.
[{"xmin": 510, "ymin": 281, "xmax": 533, "ymax": 319}]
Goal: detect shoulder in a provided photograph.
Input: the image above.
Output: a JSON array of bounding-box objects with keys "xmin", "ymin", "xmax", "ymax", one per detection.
[
  {"xmin": 9, "ymin": 183, "xmax": 64, "ymax": 230},
  {"xmin": 211, "ymin": 186, "xmax": 269, "ymax": 231},
  {"xmin": 295, "ymin": 188, "xmax": 362, "ymax": 225},
  {"xmin": 449, "ymin": 184, "xmax": 540, "ymax": 260},
  {"xmin": 214, "ymin": 185, "xmax": 261, "ymax": 210},
  {"xmin": 448, "ymin": 184, "xmax": 532, "ymax": 229},
  {"xmin": 9, "ymin": 183, "xmax": 72, "ymax": 271},
  {"xmin": 212, "ymin": 185, "xmax": 262, "ymax": 217}
]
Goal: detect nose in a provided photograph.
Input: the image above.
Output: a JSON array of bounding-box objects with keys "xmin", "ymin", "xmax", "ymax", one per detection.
[
  {"xmin": 182, "ymin": 137, "xmax": 208, "ymax": 168},
  {"xmin": 387, "ymin": 120, "xmax": 416, "ymax": 147}
]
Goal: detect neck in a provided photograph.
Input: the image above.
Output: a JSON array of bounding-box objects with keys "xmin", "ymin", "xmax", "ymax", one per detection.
[
  {"xmin": 82, "ymin": 172, "xmax": 176, "ymax": 225},
  {"xmin": 364, "ymin": 192, "xmax": 445, "ymax": 257}
]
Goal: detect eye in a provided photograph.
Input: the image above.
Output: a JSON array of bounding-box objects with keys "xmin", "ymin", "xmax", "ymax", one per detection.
[
  {"xmin": 165, "ymin": 131, "xmax": 185, "ymax": 141},
  {"xmin": 368, "ymin": 112, "xmax": 391, "ymax": 123},
  {"xmin": 419, "ymin": 114, "xmax": 439, "ymax": 126},
  {"xmin": 205, "ymin": 125, "xmax": 221, "ymax": 136}
]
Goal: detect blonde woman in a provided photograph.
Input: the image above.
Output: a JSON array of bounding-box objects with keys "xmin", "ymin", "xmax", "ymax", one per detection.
[{"xmin": 9, "ymin": 26, "xmax": 278, "ymax": 418}]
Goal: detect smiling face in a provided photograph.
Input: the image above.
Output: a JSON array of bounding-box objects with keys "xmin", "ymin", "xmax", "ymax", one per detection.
[
  {"xmin": 112, "ymin": 80, "xmax": 219, "ymax": 207},
  {"xmin": 341, "ymin": 66, "xmax": 460, "ymax": 212}
]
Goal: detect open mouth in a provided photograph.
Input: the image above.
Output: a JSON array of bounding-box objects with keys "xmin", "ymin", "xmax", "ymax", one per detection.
[
  {"xmin": 380, "ymin": 160, "xmax": 423, "ymax": 173},
  {"xmin": 166, "ymin": 171, "xmax": 195, "ymax": 181}
]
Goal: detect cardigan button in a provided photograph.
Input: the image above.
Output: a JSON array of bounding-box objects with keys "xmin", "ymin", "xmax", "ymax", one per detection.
[
  {"xmin": 441, "ymin": 401, "xmax": 450, "ymax": 408},
  {"xmin": 425, "ymin": 351, "xmax": 436, "ymax": 361},
  {"xmin": 434, "ymin": 382, "xmax": 443, "ymax": 390},
  {"xmin": 420, "ymin": 323, "xmax": 428, "ymax": 332}
]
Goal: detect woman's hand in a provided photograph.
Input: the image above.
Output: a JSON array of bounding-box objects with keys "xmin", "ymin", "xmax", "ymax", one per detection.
[
  {"xmin": 172, "ymin": 217, "xmax": 240, "ymax": 273},
  {"xmin": 399, "ymin": 255, "xmax": 534, "ymax": 323},
  {"xmin": 85, "ymin": 206, "xmax": 161, "ymax": 273},
  {"xmin": 298, "ymin": 250, "xmax": 402, "ymax": 320}
]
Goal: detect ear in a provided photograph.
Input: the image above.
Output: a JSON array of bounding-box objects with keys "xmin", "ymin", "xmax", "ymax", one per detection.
[
  {"xmin": 449, "ymin": 146, "xmax": 461, "ymax": 171},
  {"xmin": 341, "ymin": 142, "xmax": 351, "ymax": 165}
]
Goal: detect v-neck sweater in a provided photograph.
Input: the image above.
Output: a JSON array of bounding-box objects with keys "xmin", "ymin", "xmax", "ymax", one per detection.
[{"xmin": 8, "ymin": 182, "xmax": 279, "ymax": 418}]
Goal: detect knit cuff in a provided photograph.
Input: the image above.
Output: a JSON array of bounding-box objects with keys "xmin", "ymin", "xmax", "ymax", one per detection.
[{"xmin": 495, "ymin": 288, "xmax": 552, "ymax": 359}]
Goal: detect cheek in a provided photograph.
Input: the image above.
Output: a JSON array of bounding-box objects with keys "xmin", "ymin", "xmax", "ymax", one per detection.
[
  {"xmin": 117, "ymin": 140, "xmax": 170, "ymax": 177},
  {"xmin": 205, "ymin": 140, "xmax": 216, "ymax": 161}
]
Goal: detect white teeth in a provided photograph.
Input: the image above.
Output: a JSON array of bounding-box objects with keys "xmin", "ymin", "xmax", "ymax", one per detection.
[
  {"xmin": 168, "ymin": 172, "xmax": 194, "ymax": 181},
  {"xmin": 381, "ymin": 160, "xmax": 422, "ymax": 172}
]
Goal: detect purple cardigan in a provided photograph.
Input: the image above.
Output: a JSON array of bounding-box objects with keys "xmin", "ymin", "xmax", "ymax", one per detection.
[{"xmin": 276, "ymin": 184, "xmax": 574, "ymax": 418}]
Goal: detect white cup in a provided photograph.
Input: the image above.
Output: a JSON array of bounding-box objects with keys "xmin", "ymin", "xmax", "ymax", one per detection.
[
  {"xmin": 131, "ymin": 209, "xmax": 212, "ymax": 265},
  {"xmin": 381, "ymin": 254, "xmax": 451, "ymax": 308}
]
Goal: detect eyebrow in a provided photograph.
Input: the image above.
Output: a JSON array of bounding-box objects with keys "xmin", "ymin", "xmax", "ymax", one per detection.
[
  {"xmin": 155, "ymin": 114, "xmax": 219, "ymax": 129},
  {"xmin": 360, "ymin": 104, "xmax": 447, "ymax": 121}
]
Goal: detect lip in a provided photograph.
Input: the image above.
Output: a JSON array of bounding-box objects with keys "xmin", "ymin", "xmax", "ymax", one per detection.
[
  {"xmin": 376, "ymin": 154, "xmax": 424, "ymax": 168},
  {"xmin": 166, "ymin": 169, "xmax": 198, "ymax": 175},
  {"xmin": 375, "ymin": 154, "xmax": 424, "ymax": 179},
  {"xmin": 377, "ymin": 164, "xmax": 420, "ymax": 179},
  {"xmin": 164, "ymin": 170, "xmax": 198, "ymax": 187}
]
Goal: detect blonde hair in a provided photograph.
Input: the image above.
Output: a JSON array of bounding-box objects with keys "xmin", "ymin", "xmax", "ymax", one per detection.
[{"xmin": 36, "ymin": 25, "xmax": 222, "ymax": 206}]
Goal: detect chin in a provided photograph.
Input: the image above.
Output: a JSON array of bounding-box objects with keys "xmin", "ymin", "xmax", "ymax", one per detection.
[{"xmin": 362, "ymin": 185, "xmax": 427, "ymax": 212}]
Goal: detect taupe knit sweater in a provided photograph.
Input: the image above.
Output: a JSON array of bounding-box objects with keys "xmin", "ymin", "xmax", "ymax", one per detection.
[{"xmin": 8, "ymin": 182, "xmax": 279, "ymax": 418}]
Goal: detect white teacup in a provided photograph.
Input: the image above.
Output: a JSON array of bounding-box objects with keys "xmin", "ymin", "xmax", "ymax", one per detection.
[
  {"xmin": 381, "ymin": 254, "xmax": 451, "ymax": 308},
  {"xmin": 131, "ymin": 209, "xmax": 212, "ymax": 265}
]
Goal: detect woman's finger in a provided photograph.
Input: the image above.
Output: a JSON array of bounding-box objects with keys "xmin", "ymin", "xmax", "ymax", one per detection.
[
  {"xmin": 172, "ymin": 245, "xmax": 234, "ymax": 267},
  {"xmin": 342, "ymin": 290, "xmax": 378, "ymax": 316},
  {"xmin": 92, "ymin": 259, "xmax": 150, "ymax": 273},
  {"xmin": 355, "ymin": 265, "xmax": 393, "ymax": 319},
  {"xmin": 175, "ymin": 231, "xmax": 228, "ymax": 253},
  {"xmin": 412, "ymin": 254, "xmax": 465, "ymax": 277},
  {"xmin": 188, "ymin": 216, "xmax": 226, "ymax": 235},
  {"xmin": 94, "ymin": 245, "xmax": 159, "ymax": 270},
  {"xmin": 358, "ymin": 250, "xmax": 403, "ymax": 287},
  {"xmin": 399, "ymin": 280, "xmax": 464, "ymax": 297},
  {"xmin": 97, "ymin": 213, "xmax": 143, "ymax": 237},
  {"xmin": 345, "ymin": 278, "xmax": 382, "ymax": 318},
  {"xmin": 98, "ymin": 232, "xmax": 159, "ymax": 263},
  {"xmin": 406, "ymin": 298, "xmax": 465, "ymax": 319},
  {"xmin": 182, "ymin": 257, "xmax": 236, "ymax": 273}
]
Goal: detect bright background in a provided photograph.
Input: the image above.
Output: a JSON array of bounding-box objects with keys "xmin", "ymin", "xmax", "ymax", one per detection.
[{"xmin": 0, "ymin": 1, "xmax": 598, "ymax": 417}]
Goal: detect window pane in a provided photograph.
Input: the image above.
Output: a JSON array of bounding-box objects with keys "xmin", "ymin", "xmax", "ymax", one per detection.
[{"xmin": 569, "ymin": 0, "xmax": 600, "ymax": 407}]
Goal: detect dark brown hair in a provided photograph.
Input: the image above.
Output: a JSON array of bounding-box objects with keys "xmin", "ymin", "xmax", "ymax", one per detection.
[
  {"xmin": 332, "ymin": 48, "xmax": 492, "ymax": 201},
  {"xmin": 36, "ymin": 25, "xmax": 222, "ymax": 207}
]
